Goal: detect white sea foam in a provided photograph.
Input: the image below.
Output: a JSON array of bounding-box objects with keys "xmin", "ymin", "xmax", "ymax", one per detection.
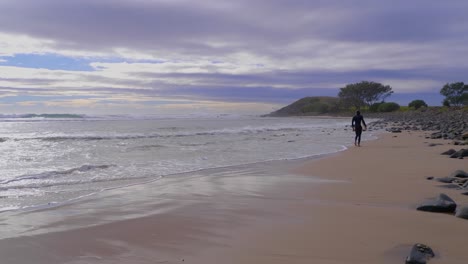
[{"xmin": 0, "ymin": 116, "xmax": 375, "ymax": 211}]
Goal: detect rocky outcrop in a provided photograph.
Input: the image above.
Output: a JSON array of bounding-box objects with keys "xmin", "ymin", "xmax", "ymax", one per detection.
[{"xmin": 369, "ymin": 107, "xmax": 467, "ymax": 141}]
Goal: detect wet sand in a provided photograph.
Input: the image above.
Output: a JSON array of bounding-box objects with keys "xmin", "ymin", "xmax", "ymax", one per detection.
[{"xmin": 0, "ymin": 131, "xmax": 467, "ymax": 263}]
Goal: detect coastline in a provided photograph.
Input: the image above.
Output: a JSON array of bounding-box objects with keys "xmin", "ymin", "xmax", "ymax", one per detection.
[{"xmin": 0, "ymin": 131, "xmax": 467, "ymax": 263}]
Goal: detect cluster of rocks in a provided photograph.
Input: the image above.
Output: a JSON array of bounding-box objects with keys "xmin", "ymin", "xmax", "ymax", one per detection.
[
  {"xmin": 368, "ymin": 107, "xmax": 468, "ymax": 142},
  {"xmin": 422, "ymin": 170, "xmax": 468, "ymax": 219},
  {"xmin": 431, "ymin": 170, "xmax": 468, "ymax": 197},
  {"xmin": 404, "ymin": 170, "xmax": 468, "ymax": 263},
  {"xmin": 372, "ymin": 108, "xmax": 468, "ymax": 263},
  {"xmin": 441, "ymin": 148, "xmax": 468, "ymax": 159}
]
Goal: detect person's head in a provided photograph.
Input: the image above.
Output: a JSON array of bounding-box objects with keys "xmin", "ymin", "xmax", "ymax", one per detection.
[{"xmin": 356, "ymin": 110, "xmax": 361, "ymax": 115}]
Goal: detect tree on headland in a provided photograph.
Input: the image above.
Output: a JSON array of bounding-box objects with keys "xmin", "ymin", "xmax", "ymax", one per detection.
[
  {"xmin": 440, "ymin": 82, "xmax": 468, "ymax": 106},
  {"xmin": 408, "ymin": 99, "xmax": 428, "ymax": 109},
  {"xmin": 338, "ymin": 81, "xmax": 393, "ymax": 110}
]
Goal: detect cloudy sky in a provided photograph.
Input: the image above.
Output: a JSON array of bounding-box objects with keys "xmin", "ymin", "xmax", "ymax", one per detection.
[{"xmin": 0, "ymin": 0, "xmax": 467, "ymax": 115}]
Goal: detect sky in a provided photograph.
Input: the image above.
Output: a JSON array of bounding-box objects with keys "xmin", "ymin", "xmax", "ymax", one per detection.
[{"xmin": 0, "ymin": 0, "xmax": 467, "ymax": 115}]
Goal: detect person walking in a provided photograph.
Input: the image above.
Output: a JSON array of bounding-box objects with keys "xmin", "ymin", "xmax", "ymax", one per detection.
[{"xmin": 351, "ymin": 110, "xmax": 367, "ymax": 147}]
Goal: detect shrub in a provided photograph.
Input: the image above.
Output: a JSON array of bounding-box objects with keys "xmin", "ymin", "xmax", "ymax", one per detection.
[
  {"xmin": 408, "ymin": 99, "xmax": 428, "ymax": 110},
  {"xmin": 377, "ymin": 102, "xmax": 400, "ymax": 112},
  {"xmin": 369, "ymin": 102, "xmax": 383, "ymax": 112}
]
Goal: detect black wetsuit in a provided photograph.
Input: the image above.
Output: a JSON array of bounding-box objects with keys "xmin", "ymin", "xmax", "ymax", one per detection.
[{"xmin": 352, "ymin": 114, "xmax": 366, "ymax": 145}]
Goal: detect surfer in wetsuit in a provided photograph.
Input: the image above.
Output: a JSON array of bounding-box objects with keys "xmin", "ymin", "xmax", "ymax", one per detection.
[{"xmin": 351, "ymin": 110, "xmax": 367, "ymax": 147}]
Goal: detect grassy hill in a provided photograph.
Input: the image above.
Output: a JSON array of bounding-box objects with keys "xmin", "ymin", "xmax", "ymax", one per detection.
[{"xmin": 267, "ymin": 96, "xmax": 341, "ymax": 116}]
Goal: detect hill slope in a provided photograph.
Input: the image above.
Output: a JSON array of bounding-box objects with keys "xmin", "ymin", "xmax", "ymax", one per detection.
[{"xmin": 267, "ymin": 96, "xmax": 341, "ymax": 116}]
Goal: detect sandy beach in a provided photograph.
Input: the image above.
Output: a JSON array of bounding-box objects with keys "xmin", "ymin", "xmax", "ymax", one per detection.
[{"xmin": 1, "ymin": 130, "xmax": 467, "ymax": 264}]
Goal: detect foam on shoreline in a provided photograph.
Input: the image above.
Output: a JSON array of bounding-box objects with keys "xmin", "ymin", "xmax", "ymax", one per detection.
[{"xmin": 1, "ymin": 131, "xmax": 466, "ymax": 263}]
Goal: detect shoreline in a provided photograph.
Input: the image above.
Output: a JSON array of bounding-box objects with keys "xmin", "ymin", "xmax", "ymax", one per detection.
[{"xmin": 0, "ymin": 130, "xmax": 467, "ymax": 263}]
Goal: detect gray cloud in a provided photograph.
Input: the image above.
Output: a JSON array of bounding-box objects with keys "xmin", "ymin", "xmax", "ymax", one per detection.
[
  {"xmin": 2, "ymin": 0, "xmax": 467, "ymax": 54},
  {"xmin": 1, "ymin": 0, "xmax": 467, "ymax": 112}
]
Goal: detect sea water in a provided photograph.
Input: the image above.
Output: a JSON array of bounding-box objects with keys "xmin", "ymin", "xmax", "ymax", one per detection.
[{"xmin": 0, "ymin": 115, "xmax": 372, "ymax": 211}]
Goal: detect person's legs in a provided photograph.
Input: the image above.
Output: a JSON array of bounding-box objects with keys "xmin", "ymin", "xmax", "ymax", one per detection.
[{"xmin": 355, "ymin": 127, "xmax": 362, "ymax": 146}]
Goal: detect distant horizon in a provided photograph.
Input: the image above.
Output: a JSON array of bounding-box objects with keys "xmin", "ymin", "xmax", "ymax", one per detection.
[
  {"xmin": 1, "ymin": 1, "xmax": 466, "ymax": 115},
  {"xmin": 0, "ymin": 91, "xmax": 448, "ymax": 117}
]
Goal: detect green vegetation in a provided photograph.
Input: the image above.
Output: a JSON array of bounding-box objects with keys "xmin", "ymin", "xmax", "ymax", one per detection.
[
  {"xmin": 377, "ymin": 102, "xmax": 400, "ymax": 112},
  {"xmin": 268, "ymin": 96, "xmax": 341, "ymax": 116},
  {"xmin": 338, "ymin": 81, "xmax": 393, "ymax": 110},
  {"xmin": 440, "ymin": 82, "xmax": 468, "ymax": 106},
  {"xmin": 408, "ymin": 99, "xmax": 428, "ymax": 110},
  {"xmin": 268, "ymin": 80, "xmax": 467, "ymax": 117},
  {"xmin": 369, "ymin": 102, "xmax": 401, "ymax": 112},
  {"xmin": 299, "ymin": 97, "xmax": 341, "ymax": 114}
]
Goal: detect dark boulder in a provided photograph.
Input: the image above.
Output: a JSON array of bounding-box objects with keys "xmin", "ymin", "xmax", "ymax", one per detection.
[
  {"xmin": 426, "ymin": 176, "xmax": 434, "ymax": 180},
  {"xmin": 441, "ymin": 149, "xmax": 456, "ymax": 155},
  {"xmin": 405, "ymin": 243, "xmax": 435, "ymax": 264},
  {"xmin": 430, "ymin": 132, "xmax": 442, "ymax": 139},
  {"xmin": 417, "ymin": 193, "xmax": 457, "ymax": 213},
  {"xmin": 456, "ymin": 206, "xmax": 468, "ymax": 220},
  {"xmin": 450, "ymin": 170, "xmax": 468, "ymax": 178},
  {"xmin": 449, "ymin": 149, "xmax": 468, "ymax": 159}
]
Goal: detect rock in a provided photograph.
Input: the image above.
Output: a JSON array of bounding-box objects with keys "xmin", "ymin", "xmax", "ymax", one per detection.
[
  {"xmin": 435, "ymin": 177, "xmax": 455, "ymax": 183},
  {"xmin": 463, "ymin": 181, "xmax": 468, "ymax": 189},
  {"xmin": 405, "ymin": 243, "xmax": 435, "ymax": 264},
  {"xmin": 450, "ymin": 170, "xmax": 468, "ymax": 178},
  {"xmin": 426, "ymin": 176, "xmax": 434, "ymax": 180},
  {"xmin": 449, "ymin": 149, "xmax": 468, "ymax": 159},
  {"xmin": 417, "ymin": 193, "xmax": 457, "ymax": 213},
  {"xmin": 453, "ymin": 178, "xmax": 468, "ymax": 185},
  {"xmin": 439, "ymin": 183, "xmax": 463, "ymax": 189},
  {"xmin": 441, "ymin": 149, "xmax": 456, "ymax": 155},
  {"xmin": 428, "ymin": 143, "xmax": 443, "ymax": 147},
  {"xmin": 459, "ymin": 149, "xmax": 468, "ymax": 157},
  {"xmin": 456, "ymin": 206, "xmax": 468, "ymax": 220},
  {"xmin": 430, "ymin": 132, "xmax": 442, "ymax": 139},
  {"xmin": 462, "ymin": 131, "xmax": 468, "ymax": 140},
  {"xmin": 389, "ymin": 127, "xmax": 402, "ymax": 133}
]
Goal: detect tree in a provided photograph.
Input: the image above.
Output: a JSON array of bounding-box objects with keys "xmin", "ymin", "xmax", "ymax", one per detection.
[
  {"xmin": 338, "ymin": 81, "xmax": 393, "ymax": 110},
  {"xmin": 440, "ymin": 82, "xmax": 468, "ymax": 106},
  {"xmin": 408, "ymin": 99, "xmax": 428, "ymax": 109}
]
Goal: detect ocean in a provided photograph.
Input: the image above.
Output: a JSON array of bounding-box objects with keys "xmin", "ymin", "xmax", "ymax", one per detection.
[{"xmin": 0, "ymin": 115, "xmax": 375, "ymax": 212}]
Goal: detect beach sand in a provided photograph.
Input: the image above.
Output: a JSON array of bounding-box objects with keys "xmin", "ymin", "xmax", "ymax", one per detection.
[{"xmin": 0, "ymin": 131, "xmax": 467, "ymax": 263}]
